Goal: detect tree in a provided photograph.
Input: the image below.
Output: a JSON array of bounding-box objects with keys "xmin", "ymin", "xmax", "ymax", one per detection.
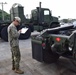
[{"xmin": 0, "ymin": 9, "xmax": 10, "ymax": 21}]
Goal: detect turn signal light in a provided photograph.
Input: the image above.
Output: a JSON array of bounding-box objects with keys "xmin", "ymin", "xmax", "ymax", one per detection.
[{"xmin": 56, "ymin": 37, "xmax": 61, "ymax": 42}]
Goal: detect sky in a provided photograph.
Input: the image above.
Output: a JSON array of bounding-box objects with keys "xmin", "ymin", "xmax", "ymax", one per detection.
[{"xmin": 0, "ymin": 0, "xmax": 76, "ymax": 19}]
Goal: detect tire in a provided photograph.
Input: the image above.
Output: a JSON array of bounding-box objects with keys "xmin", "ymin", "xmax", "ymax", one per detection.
[
  {"xmin": 28, "ymin": 25, "xmax": 34, "ymax": 32},
  {"xmin": 1, "ymin": 26, "xmax": 8, "ymax": 41},
  {"xmin": 0, "ymin": 26, "xmax": 2, "ymax": 37},
  {"xmin": 18, "ymin": 25, "xmax": 31, "ymax": 40},
  {"xmin": 0, "ymin": 26, "xmax": 5, "ymax": 37},
  {"xmin": 1, "ymin": 25, "xmax": 31, "ymax": 41},
  {"xmin": 43, "ymin": 45, "xmax": 59, "ymax": 63},
  {"xmin": 19, "ymin": 28, "xmax": 31, "ymax": 40}
]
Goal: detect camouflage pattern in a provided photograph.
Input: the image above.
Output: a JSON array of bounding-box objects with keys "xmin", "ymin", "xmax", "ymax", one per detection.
[
  {"xmin": 8, "ymin": 23, "xmax": 21, "ymax": 69},
  {"xmin": 11, "ymin": 46, "xmax": 21, "ymax": 69},
  {"xmin": 8, "ymin": 23, "xmax": 20, "ymax": 47}
]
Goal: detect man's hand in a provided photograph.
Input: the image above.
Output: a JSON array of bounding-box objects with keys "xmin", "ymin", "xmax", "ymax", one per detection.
[{"xmin": 18, "ymin": 30, "xmax": 21, "ymax": 33}]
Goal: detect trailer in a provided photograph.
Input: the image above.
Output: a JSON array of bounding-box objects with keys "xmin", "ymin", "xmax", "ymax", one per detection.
[{"xmin": 31, "ymin": 24, "xmax": 76, "ymax": 64}]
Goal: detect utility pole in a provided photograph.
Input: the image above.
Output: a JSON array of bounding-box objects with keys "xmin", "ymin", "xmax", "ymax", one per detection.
[{"xmin": 0, "ymin": 2, "xmax": 7, "ymax": 21}]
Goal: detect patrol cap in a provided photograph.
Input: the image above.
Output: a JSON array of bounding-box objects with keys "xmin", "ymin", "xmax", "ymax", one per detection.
[{"xmin": 14, "ymin": 17, "xmax": 21, "ymax": 23}]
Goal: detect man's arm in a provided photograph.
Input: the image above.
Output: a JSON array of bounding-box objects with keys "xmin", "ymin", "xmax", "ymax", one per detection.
[{"xmin": 11, "ymin": 27, "xmax": 21, "ymax": 39}]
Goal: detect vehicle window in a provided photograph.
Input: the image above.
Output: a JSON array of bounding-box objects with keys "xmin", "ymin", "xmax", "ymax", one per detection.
[{"xmin": 44, "ymin": 10, "xmax": 49, "ymax": 15}]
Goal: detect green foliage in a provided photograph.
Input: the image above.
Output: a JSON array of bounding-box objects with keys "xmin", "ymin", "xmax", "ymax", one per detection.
[{"xmin": 0, "ymin": 9, "xmax": 10, "ymax": 21}]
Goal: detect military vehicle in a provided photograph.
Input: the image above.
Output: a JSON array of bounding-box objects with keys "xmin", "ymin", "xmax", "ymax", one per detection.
[
  {"xmin": 30, "ymin": 2, "xmax": 60, "ymax": 31},
  {"xmin": 31, "ymin": 24, "xmax": 76, "ymax": 64},
  {"xmin": 0, "ymin": 2, "xmax": 60, "ymax": 41}
]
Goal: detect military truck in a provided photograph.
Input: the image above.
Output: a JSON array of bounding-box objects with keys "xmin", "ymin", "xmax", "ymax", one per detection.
[
  {"xmin": 0, "ymin": 3, "xmax": 31, "ymax": 41},
  {"xmin": 10, "ymin": 2, "xmax": 60, "ymax": 31},
  {"xmin": 29, "ymin": 2, "xmax": 60, "ymax": 31},
  {"xmin": 31, "ymin": 24, "xmax": 76, "ymax": 64},
  {"xmin": 0, "ymin": 2, "xmax": 60, "ymax": 41}
]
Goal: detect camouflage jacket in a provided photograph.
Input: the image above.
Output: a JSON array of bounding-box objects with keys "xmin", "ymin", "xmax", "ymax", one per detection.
[{"xmin": 7, "ymin": 23, "xmax": 20, "ymax": 47}]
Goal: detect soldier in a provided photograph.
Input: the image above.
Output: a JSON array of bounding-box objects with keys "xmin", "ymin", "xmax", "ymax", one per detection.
[{"xmin": 7, "ymin": 17, "xmax": 24, "ymax": 74}]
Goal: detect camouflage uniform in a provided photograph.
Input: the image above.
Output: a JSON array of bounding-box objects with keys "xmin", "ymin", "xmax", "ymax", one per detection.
[{"xmin": 8, "ymin": 23, "xmax": 21, "ymax": 70}]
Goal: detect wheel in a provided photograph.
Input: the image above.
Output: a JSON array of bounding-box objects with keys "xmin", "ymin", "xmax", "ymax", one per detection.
[
  {"xmin": 0, "ymin": 26, "xmax": 2, "ymax": 37},
  {"xmin": 0, "ymin": 26, "xmax": 5, "ymax": 37},
  {"xmin": 19, "ymin": 28, "xmax": 31, "ymax": 39},
  {"xmin": 1, "ymin": 26, "xmax": 8, "ymax": 41},
  {"xmin": 28, "ymin": 25, "xmax": 34, "ymax": 32},
  {"xmin": 18, "ymin": 25, "xmax": 31, "ymax": 40}
]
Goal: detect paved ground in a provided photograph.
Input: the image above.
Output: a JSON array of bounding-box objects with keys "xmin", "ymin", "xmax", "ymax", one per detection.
[{"xmin": 0, "ymin": 36, "xmax": 76, "ymax": 75}]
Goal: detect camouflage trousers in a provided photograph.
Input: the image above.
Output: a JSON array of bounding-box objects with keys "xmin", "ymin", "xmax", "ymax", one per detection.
[{"xmin": 11, "ymin": 46, "xmax": 21, "ymax": 69}]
